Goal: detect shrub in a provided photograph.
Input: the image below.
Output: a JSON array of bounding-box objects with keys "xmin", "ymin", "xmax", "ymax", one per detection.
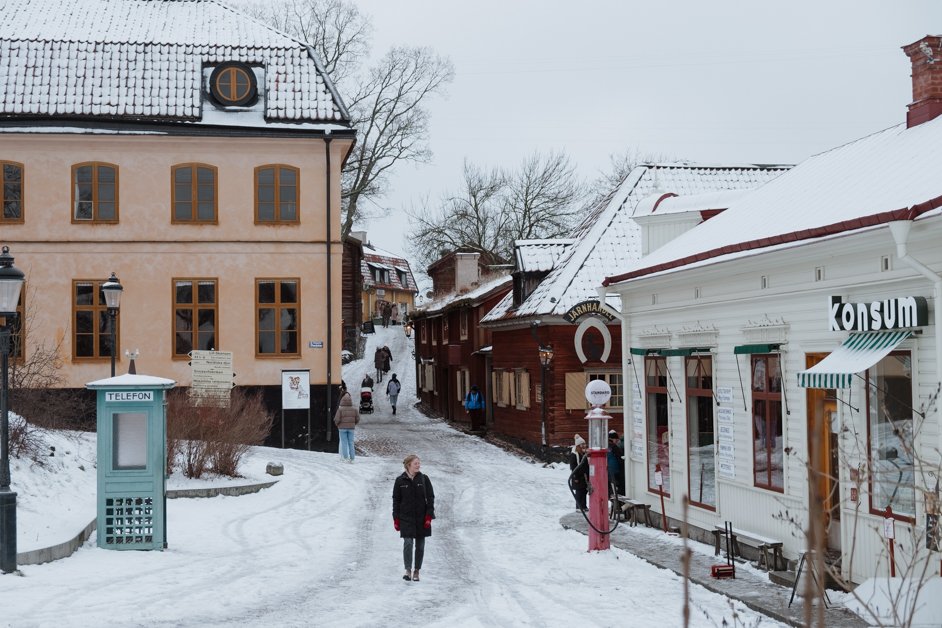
[{"xmin": 166, "ymin": 388, "xmax": 273, "ymax": 479}]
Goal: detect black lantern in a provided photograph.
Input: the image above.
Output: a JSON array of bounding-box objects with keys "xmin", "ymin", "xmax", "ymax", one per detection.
[{"xmin": 101, "ymin": 272, "xmax": 123, "ymax": 377}]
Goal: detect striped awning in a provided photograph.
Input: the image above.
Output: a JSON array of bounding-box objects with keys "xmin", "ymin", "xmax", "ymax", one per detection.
[{"xmin": 797, "ymin": 330, "xmax": 912, "ymax": 389}]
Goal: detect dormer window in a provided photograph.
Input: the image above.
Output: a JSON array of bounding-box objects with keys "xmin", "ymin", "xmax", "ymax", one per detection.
[{"xmin": 210, "ymin": 62, "xmax": 257, "ymax": 107}]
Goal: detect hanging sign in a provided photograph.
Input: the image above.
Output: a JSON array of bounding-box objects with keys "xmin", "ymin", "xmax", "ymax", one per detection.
[
  {"xmin": 563, "ymin": 300, "xmax": 616, "ymax": 323},
  {"xmin": 829, "ymin": 296, "xmax": 928, "ymax": 331}
]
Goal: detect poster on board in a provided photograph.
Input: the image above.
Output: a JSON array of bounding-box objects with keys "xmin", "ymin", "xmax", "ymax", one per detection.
[{"xmin": 282, "ymin": 369, "xmax": 311, "ymax": 410}]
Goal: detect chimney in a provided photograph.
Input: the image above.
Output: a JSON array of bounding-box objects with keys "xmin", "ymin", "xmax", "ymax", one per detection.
[
  {"xmin": 903, "ymin": 35, "xmax": 942, "ymax": 127},
  {"xmin": 349, "ymin": 230, "xmax": 367, "ymax": 244},
  {"xmin": 454, "ymin": 252, "xmax": 481, "ymax": 292}
]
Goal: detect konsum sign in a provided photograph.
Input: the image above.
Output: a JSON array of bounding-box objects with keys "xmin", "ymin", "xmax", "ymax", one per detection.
[{"xmin": 829, "ymin": 296, "xmax": 929, "ymax": 332}]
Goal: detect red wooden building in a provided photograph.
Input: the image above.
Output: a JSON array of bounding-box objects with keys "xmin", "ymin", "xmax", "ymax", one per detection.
[{"xmin": 410, "ymin": 252, "xmax": 511, "ymax": 429}]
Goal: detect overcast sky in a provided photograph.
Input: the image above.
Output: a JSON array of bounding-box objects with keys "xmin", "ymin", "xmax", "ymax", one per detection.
[{"xmin": 349, "ymin": 0, "xmax": 940, "ymax": 263}]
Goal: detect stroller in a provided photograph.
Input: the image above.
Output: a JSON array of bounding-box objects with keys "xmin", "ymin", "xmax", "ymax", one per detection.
[{"xmin": 359, "ymin": 385, "xmax": 374, "ymax": 414}]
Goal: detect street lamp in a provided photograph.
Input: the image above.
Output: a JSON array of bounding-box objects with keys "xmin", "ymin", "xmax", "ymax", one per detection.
[
  {"xmin": 0, "ymin": 245, "xmax": 25, "ymax": 574},
  {"xmin": 101, "ymin": 273, "xmax": 123, "ymax": 377},
  {"xmin": 538, "ymin": 344, "xmax": 554, "ymax": 448}
]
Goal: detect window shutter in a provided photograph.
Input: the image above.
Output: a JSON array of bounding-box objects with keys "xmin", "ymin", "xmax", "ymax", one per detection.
[
  {"xmin": 502, "ymin": 371, "xmax": 511, "ymax": 406},
  {"xmin": 521, "ymin": 370, "xmax": 530, "ymax": 409},
  {"xmin": 456, "ymin": 371, "xmax": 463, "ymax": 401},
  {"xmin": 565, "ymin": 372, "xmax": 588, "ymax": 409}
]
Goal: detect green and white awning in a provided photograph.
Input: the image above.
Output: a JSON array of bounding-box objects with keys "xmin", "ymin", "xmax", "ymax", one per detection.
[{"xmin": 797, "ymin": 330, "xmax": 912, "ymax": 389}]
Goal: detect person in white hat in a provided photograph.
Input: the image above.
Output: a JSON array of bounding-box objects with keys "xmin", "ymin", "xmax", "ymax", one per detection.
[{"xmin": 568, "ymin": 435, "xmax": 589, "ymax": 511}]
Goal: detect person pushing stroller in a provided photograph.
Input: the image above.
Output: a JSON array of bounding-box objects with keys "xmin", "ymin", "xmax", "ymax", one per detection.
[{"xmin": 360, "ymin": 373, "xmax": 375, "ymax": 414}]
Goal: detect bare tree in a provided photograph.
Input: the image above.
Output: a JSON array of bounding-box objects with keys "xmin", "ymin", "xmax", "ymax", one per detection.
[
  {"xmin": 409, "ymin": 160, "xmax": 509, "ymax": 267},
  {"xmin": 503, "ymin": 150, "xmax": 583, "ymax": 242},
  {"xmin": 238, "ymin": 0, "xmax": 454, "ymax": 238},
  {"xmin": 408, "ymin": 151, "xmax": 584, "ymax": 269}
]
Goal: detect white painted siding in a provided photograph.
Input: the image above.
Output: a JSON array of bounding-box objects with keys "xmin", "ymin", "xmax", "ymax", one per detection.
[{"xmin": 615, "ymin": 219, "xmax": 942, "ymax": 584}]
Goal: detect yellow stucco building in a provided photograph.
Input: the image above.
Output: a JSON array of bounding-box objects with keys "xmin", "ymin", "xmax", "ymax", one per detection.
[{"xmin": 0, "ymin": 0, "xmax": 355, "ymax": 447}]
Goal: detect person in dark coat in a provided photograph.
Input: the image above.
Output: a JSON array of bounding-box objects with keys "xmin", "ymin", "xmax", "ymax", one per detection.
[
  {"xmin": 392, "ymin": 454, "xmax": 435, "ymax": 582},
  {"xmin": 568, "ymin": 434, "xmax": 588, "ymax": 511},
  {"xmin": 381, "ymin": 345, "xmax": 392, "ymax": 375},
  {"xmin": 374, "ymin": 347, "xmax": 385, "ymax": 381},
  {"xmin": 607, "ymin": 430, "xmax": 624, "ymax": 496}
]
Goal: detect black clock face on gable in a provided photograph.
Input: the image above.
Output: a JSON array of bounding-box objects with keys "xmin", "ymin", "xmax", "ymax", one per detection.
[{"xmin": 210, "ymin": 62, "xmax": 258, "ymax": 107}]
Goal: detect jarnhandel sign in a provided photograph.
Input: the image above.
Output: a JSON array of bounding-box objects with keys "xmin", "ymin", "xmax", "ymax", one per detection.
[
  {"xmin": 829, "ymin": 296, "xmax": 929, "ymax": 332},
  {"xmin": 105, "ymin": 391, "xmax": 154, "ymax": 402}
]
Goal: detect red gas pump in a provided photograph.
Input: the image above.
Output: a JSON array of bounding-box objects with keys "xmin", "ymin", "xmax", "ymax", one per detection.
[{"xmin": 585, "ymin": 380, "xmax": 612, "ymax": 551}]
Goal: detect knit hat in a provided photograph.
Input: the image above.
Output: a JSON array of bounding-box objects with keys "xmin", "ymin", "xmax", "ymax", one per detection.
[
  {"xmin": 609, "ymin": 430, "xmax": 619, "ymax": 439},
  {"xmin": 574, "ymin": 434, "xmax": 586, "ymax": 447}
]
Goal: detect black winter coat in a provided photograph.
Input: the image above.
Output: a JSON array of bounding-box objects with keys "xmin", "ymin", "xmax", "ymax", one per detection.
[
  {"xmin": 569, "ymin": 450, "xmax": 588, "ymax": 490},
  {"xmin": 392, "ymin": 471, "xmax": 435, "ymax": 538}
]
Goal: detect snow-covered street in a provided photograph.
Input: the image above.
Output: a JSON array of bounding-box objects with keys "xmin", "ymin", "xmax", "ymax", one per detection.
[{"xmin": 3, "ymin": 325, "xmax": 782, "ymax": 627}]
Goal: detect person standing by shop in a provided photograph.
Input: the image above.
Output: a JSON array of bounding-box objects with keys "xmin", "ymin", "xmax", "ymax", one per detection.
[
  {"xmin": 386, "ymin": 373, "xmax": 401, "ymax": 415},
  {"xmin": 608, "ymin": 430, "xmax": 624, "ymax": 496},
  {"xmin": 333, "ymin": 387, "xmax": 360, "ymax": 462},
  {"xmin": 464, "ymin": 385, "xmax": 485, "ymax": 431},
  {"xmin": 569, "ymin": 435, "xmax": 588, "ymax": 511},
  {"xmin": 392, "ymin": 454, "xmax": 435, "ymax": 582}
]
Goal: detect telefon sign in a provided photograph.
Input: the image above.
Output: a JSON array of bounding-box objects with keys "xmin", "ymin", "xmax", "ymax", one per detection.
[{"xmin": 829, "ymin": 296, "xmax": 928, "ymax": 332}]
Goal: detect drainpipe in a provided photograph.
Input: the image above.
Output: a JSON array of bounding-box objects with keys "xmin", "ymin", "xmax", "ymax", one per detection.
[
  {"xmin": 888, "ymin": 219, "xmax": 942, "ymax": 469},
  {"xmin": 324, "ymin": 133, "xmax": 334, "ymax": 445},
  {"xmin": 598, "ymin": 286, "xmax": 632, "ymax": 497}
]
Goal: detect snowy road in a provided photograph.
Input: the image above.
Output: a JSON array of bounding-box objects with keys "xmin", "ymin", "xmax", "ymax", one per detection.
[{"xmin": 2, "ymin": 325, "xmax": 782, "ymax": 627}]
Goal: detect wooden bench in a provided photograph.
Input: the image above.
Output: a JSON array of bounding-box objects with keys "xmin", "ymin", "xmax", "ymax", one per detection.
[
  {"xmin": 713, "ymin": 524, "xmax": 783, "ymax": 571},
  {"xmin": 610, "ymin": 493, "xmax": 653, "ymax": 527}
]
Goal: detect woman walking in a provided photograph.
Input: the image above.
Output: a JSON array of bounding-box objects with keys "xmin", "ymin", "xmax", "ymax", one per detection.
[
  {"xmin": 333, "ymin": 387, "xmax": 360, "ymax": 462},
  {"xmin": 392, "ymin": 454, "xmax": 435, "ymax": 582}
]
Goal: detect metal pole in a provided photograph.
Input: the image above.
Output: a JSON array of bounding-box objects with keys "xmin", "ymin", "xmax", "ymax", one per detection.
[
  {"xmin": 540, "ymin": 363, "xmax": 547, "ymax": 447},
  {"xmin": 0, "ymin": 323, "xmax": 17, "ymax": 573},
  {"xmin": 109, "ymin": 309, "xmax": 117, "ymax": 377}
]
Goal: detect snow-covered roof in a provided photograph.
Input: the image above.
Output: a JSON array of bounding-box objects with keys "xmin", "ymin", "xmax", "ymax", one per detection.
[
  {"xmin": 361, "ymin": 245, "xmax": 418, "ymax": 293},
  {"xmin": 414, "ymin": 273, "xmax": 512, "ymax": 316},
  {"xmin": 634, "ymin": 189, "xmax": 748, "ymax": 218},
  {"xmin": 604, "ymin": 119, "xmax": 942, "ymax": 287},
  {"xmin": 514, "ymin": 239, "xmax": 576, "ymax": 273},
  {"xmin": 482, "ymin": 162, "xmax": 790, "ymax": 323},
  {"xmin": 0, "ymin": 0, "xmax": 348, "ymax": 125},
  {"xmin": 86, "ymin": 373, "xmax": 176, "ymax": 388}
]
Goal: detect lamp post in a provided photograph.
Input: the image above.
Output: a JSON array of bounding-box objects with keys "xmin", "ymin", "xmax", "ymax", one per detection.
[
  {"xmin": 101, "ymin": 273, "xmax": 123, "ymax": 377},
  {"xmin": 538, "ymin": 344, "xmax": 554, "ymax": 448},
  {"xmin": 0, "ymin": 245, "xmax": 25, "ymax": 574},
  {"xmin": 585, "ymin": 379, "xmax": 612, "ymax": 551}
]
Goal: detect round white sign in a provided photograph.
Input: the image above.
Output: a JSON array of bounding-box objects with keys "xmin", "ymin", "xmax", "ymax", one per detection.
[{"xmin": 584, "ymin": 379, "xmax": 612, "ymax": 406}]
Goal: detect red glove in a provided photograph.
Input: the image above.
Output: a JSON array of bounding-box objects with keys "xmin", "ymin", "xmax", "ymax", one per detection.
[
  {"xmin": 393, "ymin": 518, "xmax": 400, "ymax": 531},
  {"xmin": 424, "ymin": 515, "xmax": 432, "ymax": 528}
]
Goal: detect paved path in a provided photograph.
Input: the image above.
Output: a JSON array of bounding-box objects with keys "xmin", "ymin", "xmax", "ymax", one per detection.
[{"xmin": 560, "ymin": 512, "xmax": 868, "ymax": 627}]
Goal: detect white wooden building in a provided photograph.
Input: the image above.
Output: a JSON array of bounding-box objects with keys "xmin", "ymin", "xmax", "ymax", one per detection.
[{"xmin": 600, "ymin": 35, "xmax": 942, "ymax": 585}]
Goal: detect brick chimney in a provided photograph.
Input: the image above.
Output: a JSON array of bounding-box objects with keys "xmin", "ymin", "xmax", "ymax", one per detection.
[
  {"xmin": 454, "ymin": 252, "xmax": 481, "ymax": 292},
  {"xmin": 903, "ymin": 35, "xmax": 942, "ymax": 127}
]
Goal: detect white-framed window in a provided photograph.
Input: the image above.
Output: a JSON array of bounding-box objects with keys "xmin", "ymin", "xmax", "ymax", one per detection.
[
  {"xmin": 587, "ymin": 370, "xmax": 623, "ymax": 410},
  {"xmin": 425, "ymin": 363, "xmax": 436, "ymax": 394},
  {"xmin": 493, "ymin": 369, "xmax": 506, "ymax": 407},
  {"xmin": 442, "ymin": 316, "xmax": 449, "ymax": 343},
  {"xmin": 456, "ymin": 368, "xmax": 470, "ymax": 402}
]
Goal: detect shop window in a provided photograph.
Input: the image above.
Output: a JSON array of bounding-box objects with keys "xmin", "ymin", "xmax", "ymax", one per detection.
[
  {"xmin": 1, "ymin": 161, "xmax": 23, "ymax": 223},
  {"xmin": 645, "ymin": 356, "xmax": 671, "ymax": 496},
  {"xmin": 752, "ymin": 354, "xmax": 784, "ymax": 492},
  {"xmin": 867, "ymin": 351, "xmax": 915, "ymax": 521},
  {"xmin": 172, "ymin": 164, "xmax": 217, "ymax": 223},
  {"xmin": 173, "ymin": 279, "xmax": 218, "ymax": 357},
  {"xmin": 256, "ymin": 279, "xmax": 299, "ymax": 356},
  {"xmin": 685, "ymin": 355, "xmax": 715, "ymax": 509},
  {"xmin": 73, "ymin": 279, "xmax": 117, "ymax": 360},
  {"xmin": 255, "ymin": 165, "xmax": 299, "ymax": 223},
  {"xmin": 72, "ymin": 162, "xmax": 118, "ymax": 223}
]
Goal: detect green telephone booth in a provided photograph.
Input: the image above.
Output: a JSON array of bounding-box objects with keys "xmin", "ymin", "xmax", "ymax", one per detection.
[{"xmin": 87, "ymin": 374, "xmax": 175, "ymax": 550}]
